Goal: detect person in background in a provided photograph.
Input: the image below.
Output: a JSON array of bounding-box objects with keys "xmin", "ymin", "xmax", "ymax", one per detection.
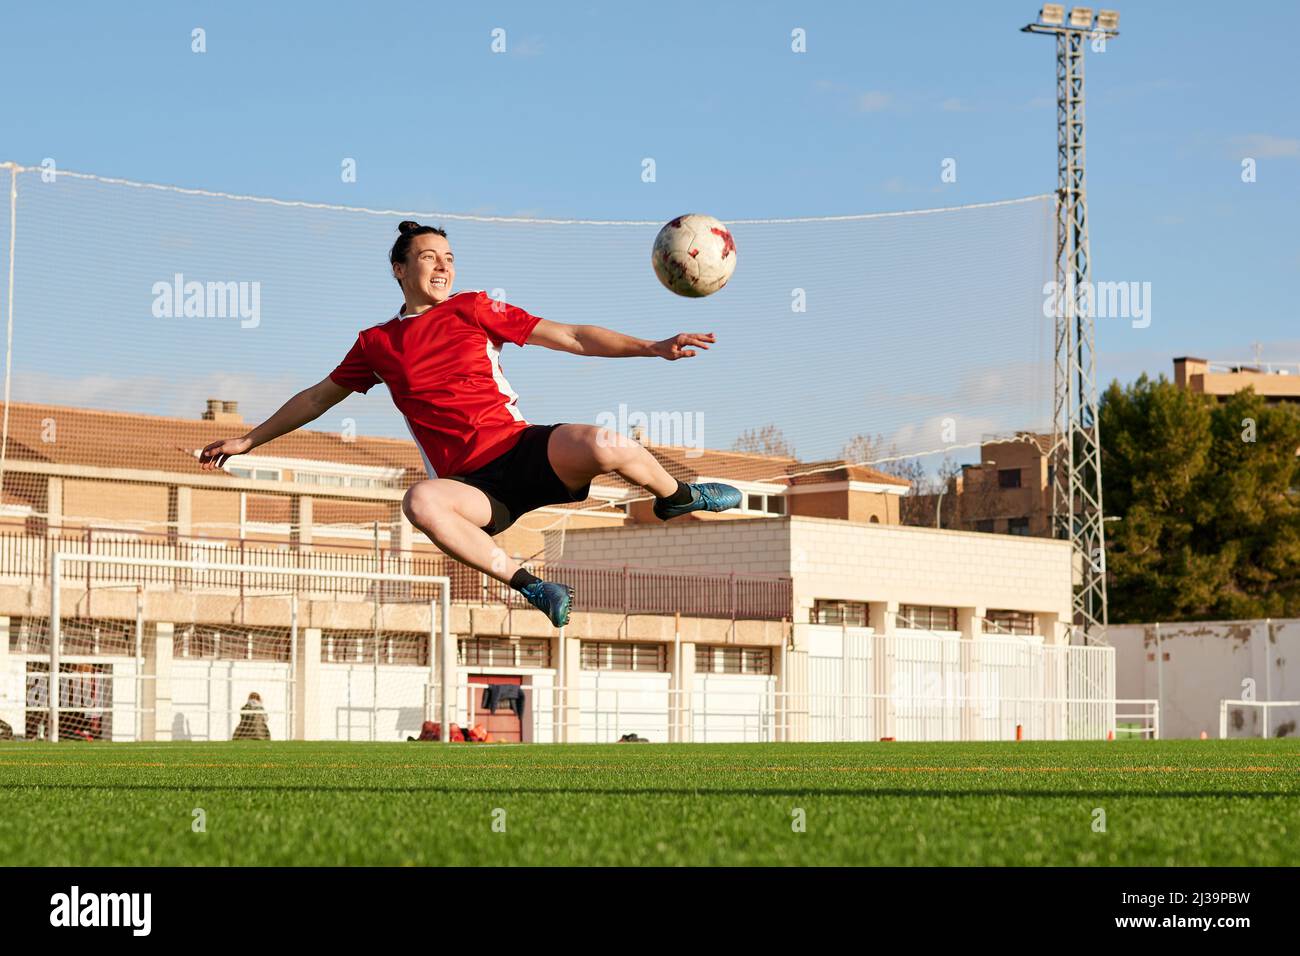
[{"xmin": 232, "ymin": 692, "xmax": 271, "ymax": 741}]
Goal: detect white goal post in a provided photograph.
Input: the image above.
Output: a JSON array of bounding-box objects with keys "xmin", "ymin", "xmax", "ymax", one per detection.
[{"xmin": 46, "ymin": 550, "xmax": 451, "ymax": 743}]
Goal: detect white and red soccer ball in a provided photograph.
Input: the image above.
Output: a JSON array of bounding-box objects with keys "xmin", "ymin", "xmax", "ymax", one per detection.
[{"xmin": 651, "ymin": 214, "xmax": 736, "ymax": 298}]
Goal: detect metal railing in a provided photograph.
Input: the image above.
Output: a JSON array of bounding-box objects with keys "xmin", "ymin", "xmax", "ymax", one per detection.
[{"xmin": 1205, "ymin": 360, "xmax": 1300, "ymax": 376}]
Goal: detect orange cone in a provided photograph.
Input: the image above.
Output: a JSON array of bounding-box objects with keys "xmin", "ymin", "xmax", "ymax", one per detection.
[
  {"xmin": 1106, "ymin": 730, "xmax": 1114, "ymax": 741},
  {"xmin": 1015, "ymin": 724, "xmax": 1023, "ymax": 741}
]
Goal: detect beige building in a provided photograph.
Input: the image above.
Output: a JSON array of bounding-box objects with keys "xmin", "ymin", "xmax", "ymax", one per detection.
[
  {"xmin": 0, "ymin": 399, "xmax": 1116, "ymax": 744},
  {"xmin": 909, "ymin": 433, "xmax": 1054, "ymax": 537},
  {"xmin": 1174, "ymin": 356, "xmax": 1300, "ymax": 404}
]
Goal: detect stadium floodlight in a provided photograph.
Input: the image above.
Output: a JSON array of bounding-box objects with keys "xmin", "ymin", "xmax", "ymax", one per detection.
[{"xmin": 1020, "ymin": 5, "xmax": 1120, "ymax": 640}]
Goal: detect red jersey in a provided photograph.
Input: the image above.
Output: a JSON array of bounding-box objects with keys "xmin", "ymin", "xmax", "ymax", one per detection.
[{"xmin": 328, "ymin": 290, "xmax": 543, "ymax": 477}]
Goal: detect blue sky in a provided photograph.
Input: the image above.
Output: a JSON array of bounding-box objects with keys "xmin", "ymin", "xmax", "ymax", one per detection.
[{"xmin": 1, "ymin": 0, "xmax": 1297, "ymax": 463}]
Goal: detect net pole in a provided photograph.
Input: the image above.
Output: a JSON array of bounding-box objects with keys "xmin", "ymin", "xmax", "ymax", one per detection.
[
  {"xmin": 556, "ymin": 626, "xmax": 566, "ymax": 744},
  {"xmin": 135, "ymin": 585, "xmax": 144, "ymax": 741},
  {"xmin": 439, "ymin": 580, "xmax": 452, "ymax": 744},
  {"xmin": 289, "ymin": 593, "xmax": 298, "ymax": 741},
  {"xmin": 0, "ymin": 166, "xmax": 17, "ymax": 504},
  {"xmin": 49, "ymin": 549, "xmax": 60, "ymax": 742},
  {"xmin": 434, "ymin": 600, "xmax": 444, "ymax": 728},
  {"xmin": 371, "ymin": 522, "xmax": 379, "ymax": 742},
  {"xmin": 672, "ymin": 610, "xmax": 681, "ymax": 744},
  {"xmin": 1263, "ymin": 618, "xmax": 1272, "ymax": 736}
]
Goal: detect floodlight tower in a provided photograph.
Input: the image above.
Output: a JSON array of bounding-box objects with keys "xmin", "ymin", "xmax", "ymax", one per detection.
[{"xmin": 1022, "ymin": 6, "xmax": 1119, "ymax": 641}]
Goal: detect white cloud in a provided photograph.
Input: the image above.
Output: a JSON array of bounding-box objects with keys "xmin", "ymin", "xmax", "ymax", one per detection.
[
  {"xmin": 1231, "ymin": 134, "xmax": 1300, "ymax": 159},
  {"xmin": 513, "ymin": 35, "xmax": 544, "ymax": 57},
  {"xmin": 12, "ymin": 369, "xmax": 302, "ymax": 423},
  {"xmin": 858, "ymin": 91, "xmax": 892, "ymax": 112}
]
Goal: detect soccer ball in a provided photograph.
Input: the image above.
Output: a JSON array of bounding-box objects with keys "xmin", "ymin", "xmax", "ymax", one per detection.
[{"xmin": 651, "ymin": 214, "xmax": 737, "ymax": 298}]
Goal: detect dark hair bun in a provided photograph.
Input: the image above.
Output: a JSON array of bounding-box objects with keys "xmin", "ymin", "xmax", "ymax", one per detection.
[{"xmin": 397, "ymin": 220, "xmax": 422, "ymax": 235}]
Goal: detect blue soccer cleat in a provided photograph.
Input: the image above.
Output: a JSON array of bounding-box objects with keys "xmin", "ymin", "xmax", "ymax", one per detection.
[
  {"xmin": 520, "ymin": 580, "xmax": 574, "ymax": 628},
  {"xmin": 653, "ymin": 482, "xmax": 744, "ymax": 521}
]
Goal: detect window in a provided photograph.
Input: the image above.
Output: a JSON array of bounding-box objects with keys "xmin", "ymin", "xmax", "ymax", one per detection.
[
  {"xmin": 740, "ymin": 492, "xmax": 786, "ymax": 515},
  {"xmin": 294, "ymin": 472, "xmax": 384, "ymax": 489},
  {"xmin": 458, "ymin": 637, "xmax": 550, "ymax": 668},
  {"xmin": 985, "ymin": 609, "xmax": 1036, "ymax": 636},
  {"xmin": 60, "ymin": 618, "xmax": 134, "ymax": 656},
  {"xmin": 295, "ymin": 471, "xmax": 344, "ymax": 487},
  {"xmin": 998, "ymin": 468, "xmax": 1022, "ymax": 489},
  {"xmin": 228, "ymin": 466, "xmax": 281, "ymax": 482},
  {"xmin": 975, "ymin": 519, "xmax": 996, "ymax": 533},
  {"xmin": 12, "ymin": 616, "xmax": 133, "ymax": 655},
  {"xmin": 580, "ymin": 642, "xmax": 666, "ymax": 672},
  {"xmin": 1007, "ymin": 517, "xmax": 1030, "ymax": 536},
  {"xmin": 898, "ymin": 604, "xmax": 958, "ymax": 631},
  {"xmin": 322, "ymin": 629, "xmax": 430, "ymax": 666},
  {"xmin": 180, "ymin": 625, "xmax": 290, "ymax": 662},
  {"xmin": 812, "ymin": 599, "xmax": 869, "ymax": 627},
  {"xmin": 696, "ymin": 645, "xmax": 773, "ymax": 675}
]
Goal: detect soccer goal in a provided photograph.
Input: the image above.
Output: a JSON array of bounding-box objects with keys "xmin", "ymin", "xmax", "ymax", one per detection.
[{"xmin": 12, "ymin": 550, "xmax": 452, "ymax": 742}]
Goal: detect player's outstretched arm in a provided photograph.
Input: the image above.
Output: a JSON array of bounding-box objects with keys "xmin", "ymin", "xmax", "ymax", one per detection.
[
  {"xmin": 526, "ymin": 318, "xmax": 715, "ymax": 360},
  {"xmin": 197, "ymin": 377, "xmax": 351, "ymax": 470}
]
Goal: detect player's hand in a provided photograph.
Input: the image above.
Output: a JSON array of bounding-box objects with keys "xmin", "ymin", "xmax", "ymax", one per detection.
[
  {"xmin": 653, "ymin": 332, "xmax": 715, "ymax": 360},
  {"xmin": 197, "ymin": 436, "xmax": 253, "ymax": 470}
]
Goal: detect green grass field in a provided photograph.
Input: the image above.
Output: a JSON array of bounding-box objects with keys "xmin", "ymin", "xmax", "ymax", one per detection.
[{"xmin": 1, "ymin": 739, "xmax": 1296, "ymax": 866}]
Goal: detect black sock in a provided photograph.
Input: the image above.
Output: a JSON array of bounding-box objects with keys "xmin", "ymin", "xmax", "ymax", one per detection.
[
  {"xmin": 510, "ymin": 568, "xmax": 542, "ymax": 592},
  {"xmin": 658, "ymin": 479, "xmax": 693, "ymax": 506}
]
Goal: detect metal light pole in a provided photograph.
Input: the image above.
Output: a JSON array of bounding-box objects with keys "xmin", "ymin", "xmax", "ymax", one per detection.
[{"xmin": 1022, "ymin": 5, "xmax": 1119, "ymax": 642}]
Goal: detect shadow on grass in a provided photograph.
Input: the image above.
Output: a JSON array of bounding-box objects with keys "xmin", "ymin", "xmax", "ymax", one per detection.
[{"xmin": 1, "ymin": 783, "xmax": 1296, "ymax": 799}]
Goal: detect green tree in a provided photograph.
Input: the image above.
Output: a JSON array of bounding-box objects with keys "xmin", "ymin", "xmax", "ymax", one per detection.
[{"xmin": 1100, "ymin": 374, "xmax": 1300, "ymax": 622}]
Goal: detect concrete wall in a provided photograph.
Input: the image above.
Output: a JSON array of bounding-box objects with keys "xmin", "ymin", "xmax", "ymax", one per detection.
[
  {"xmin": 556, "ymin": 516, "xmax": 792, "ymax": 575},
  {"xmin": 557, "ymin": 516, "xmax": 1073, "ymax": 640},
  {"xmin": 1109, "ymin": 619, "xmax": 1299, "ymax": 739}
]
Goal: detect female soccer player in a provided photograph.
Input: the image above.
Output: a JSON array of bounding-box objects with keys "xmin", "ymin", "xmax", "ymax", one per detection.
[{"xmin": 198, "ymin": 221, "xmax": 742, "ymax": 627}]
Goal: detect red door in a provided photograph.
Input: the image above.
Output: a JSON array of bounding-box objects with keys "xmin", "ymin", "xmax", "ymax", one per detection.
[{"xmin": 469, "ymin": 675, "xmax": 523, "ymax": 742}]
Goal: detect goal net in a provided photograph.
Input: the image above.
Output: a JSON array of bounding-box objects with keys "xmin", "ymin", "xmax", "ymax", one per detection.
[{"xmin": 0, "ymin": 551, "xmax": 451, "ymax": 742}]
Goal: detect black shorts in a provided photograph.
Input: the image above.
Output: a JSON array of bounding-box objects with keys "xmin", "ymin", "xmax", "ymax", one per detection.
[{"xmin": 446, "ymin": 423, "xmax": 592, "ymax": 535}]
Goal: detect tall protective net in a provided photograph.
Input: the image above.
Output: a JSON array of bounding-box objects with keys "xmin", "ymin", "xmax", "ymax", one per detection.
[
  {"xmin": 0, "ymin": 163, "xmax": 1060, "ymax": 742},
  {"xmin": 0, "ymin": 163, "xmax": 1054, "ymax": 520}
]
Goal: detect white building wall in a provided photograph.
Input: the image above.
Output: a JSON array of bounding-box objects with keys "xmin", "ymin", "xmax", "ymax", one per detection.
[
  {"xmin": 788, "ymin": 519, "xmax": 1072, "ymax": 629},
  {"xmin": 692, "ymin": 673, "xmax": 777, "ymax": 742},
  {"xmin": 578, "ymin": 670, "xmax": 670, "ymax": 743},
  {"xmin": 172, "ymin": 660, "xmax": 291, "ymax": 741},
  {"xmin": 317, "ymin": 664, "xmax": 428, "ymax": 741}
]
